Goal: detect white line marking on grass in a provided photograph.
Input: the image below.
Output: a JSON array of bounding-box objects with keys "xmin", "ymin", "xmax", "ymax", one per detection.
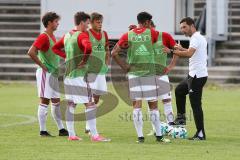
[{"xmin": 0, "ymin": 113, "xmax": 37, "ymax": 128}]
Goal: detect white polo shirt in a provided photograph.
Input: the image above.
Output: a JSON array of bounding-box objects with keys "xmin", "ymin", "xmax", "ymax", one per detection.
[{"xmin": 188, "ymin": 32, "xmax": 208, "ymax": 78}]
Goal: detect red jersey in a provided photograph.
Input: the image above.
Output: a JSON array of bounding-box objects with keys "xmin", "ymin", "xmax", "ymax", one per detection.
[
  {"xmin": 52, "ymin": 30, "xmax": 92, "ymax": 59},
  {"xmin": 33, "ymin": 33, "xmax": 57, "ymax": 52},
  {"xmin": 88, "ymin": 29, "xmax": 109, "ymax": 47},
  {"xmin": 117, "ymin": 27, "xmax": 176, "ymax": 49}
]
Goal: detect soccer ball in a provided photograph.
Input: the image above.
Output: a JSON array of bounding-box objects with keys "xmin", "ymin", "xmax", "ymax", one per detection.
[
  {"xmin": 161, "ymin": 122, "xmax": 174, "ymax": 136},
  {"xmin": 171, "ymin": 127, "xmax": 188, "ymax": 139}
]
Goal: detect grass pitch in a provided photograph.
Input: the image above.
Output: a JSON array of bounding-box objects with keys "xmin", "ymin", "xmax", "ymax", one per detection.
[{"xmin": 0, "ymin": 82, "xmax": 240, "ymax": 160}]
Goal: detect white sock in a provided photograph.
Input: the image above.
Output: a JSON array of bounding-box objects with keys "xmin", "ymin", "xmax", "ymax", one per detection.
[
  {"xmin": 149, "ymin": 109, "xmax": 162, "ymax": 136},
  {"xmin": 151, "ymin": 123, "xmax": 156, "ymax": 132},
  {"xmin": 85, "ymin": 105, "xmax": 98, "ymax": 136},
  {"xmin": 198, "ymin": 130, "xmax": 204, "ymax": 137},
  {"xmin": 85, "ymin": 121, "xmax": 90, "ymax": 130},
  {"xmin": 51, "ymin": 103, "xmax": 64, "ymax": 130},
  {"xmin": 85, "ymin": 109, "xmax": 90, "ymax": 130},
  {"xmin": 163, "ymin": 102, "xmax": 174, "ymax": 123},
  {"xmin": 133, "ymin": 108, "xmax": 143, "ymax": 137},
  {"xmin": 38, "ymin": 104, "xmax": 48, "ymax": 131},
  {"xmin": 65, "ymin": 103, "xmax": 76, "ymax": 137},
  {"xmin": 148, "ymin": 107, "xmax": 156, "ymax": 132}
]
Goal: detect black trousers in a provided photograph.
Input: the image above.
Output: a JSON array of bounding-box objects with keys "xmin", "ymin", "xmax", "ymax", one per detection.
[{"xmin": 175, "ymin": 75, "xmax": 207, "ymax": 132}]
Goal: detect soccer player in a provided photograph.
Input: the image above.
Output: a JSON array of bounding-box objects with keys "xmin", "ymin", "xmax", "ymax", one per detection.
[
  {"xmin": 84, "ymin": 12, "xmax": 110, "ymax": 134},
  {"xmin": 112, "ymin": 12, "xmax": 170, "ymax": 143},
  {"xmin": 52, "ymin": 12, "xmax": 110, "ymax": 142},
  {"xmin": 148, "ymin": 20, "xmax": 178, "ymax": 135},
  {"xmin": 27, "ymin": 12, "xmax": 68, "ymax": 137},
  {"xmin": 128, "ymin": 21, "xmax": 178, "ymax": 136},
  {"xmin": 164, "ymin": 17, "xmax": 208, "ymax": 140},
  {"xmin": 129, "ymin": 21, "xmax": 178, "ymax": 136}
]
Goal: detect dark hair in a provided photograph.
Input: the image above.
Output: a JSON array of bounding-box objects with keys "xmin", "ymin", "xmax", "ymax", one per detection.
[
  {"xmin": 180, "ymin": 17, "xmax": 195, "ymax": 26},
  {"xmin": 42, "ymin": 12, "xmax": 60, "ymax": 28},
  {"xmin": 137, "ymin": 12, "xmax": 152, "ymax": 24},
  {"xmin": 74, "ymin": 12, "xmax": 90, "ymax": 25},
  {"xmin": 91, "ymin": 12, "xmax": 103, "ymax": 22},
  {"xmin": 150, "ymin": 20, "xmax": 156, "ymax": 28}
]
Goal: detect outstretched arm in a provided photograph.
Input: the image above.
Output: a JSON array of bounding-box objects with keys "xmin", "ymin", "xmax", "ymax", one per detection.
[
  {"xmin": 163, "ymin": 46, "xmax": 195, "ymax": 58},
  {"xmin": 52, "ymin": 36, "xmax": 66, "ymax": 59},
  {"xmin": 173, "ymin": 47, "xmax": 196, "ymax": 58}
]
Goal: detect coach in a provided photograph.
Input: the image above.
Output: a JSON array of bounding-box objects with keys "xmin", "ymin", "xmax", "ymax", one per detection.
[{"xmin": 164, "ymin": 17, "xmax": 208, "ymax": 140}]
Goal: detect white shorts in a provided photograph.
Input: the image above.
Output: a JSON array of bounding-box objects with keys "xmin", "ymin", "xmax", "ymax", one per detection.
[
  {"xmin": 128, "ymin": 74, "xmax": 171, "ymax": 101},
  {"xmin": 87, "ymin": 74, "xmax": 108, "ymax": 95},
  {"xmin": 36, "ymin": 68, "xmax": 60, "ymax": 99},
  {"xmin": 64, "ymin": 76, "xmax": 93, "ymax": 104},
  {"xmin": 158, "ymin": 75, "xmax": 172, "ymax": 100}
]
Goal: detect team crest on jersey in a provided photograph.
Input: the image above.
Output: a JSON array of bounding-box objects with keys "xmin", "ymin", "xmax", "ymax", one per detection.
[{"xmin": 130, "ymin": 35, "xmax": 151, "ymax": 42}]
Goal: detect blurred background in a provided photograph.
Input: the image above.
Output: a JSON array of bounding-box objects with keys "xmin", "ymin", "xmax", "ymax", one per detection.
[{"xmin": 0, "ymin": 0, "xmax": 239, "ymax": 84}]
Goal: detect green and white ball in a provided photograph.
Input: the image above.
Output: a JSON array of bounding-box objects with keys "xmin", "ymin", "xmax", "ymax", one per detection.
[
  {"xmin": 171, "ymin": 127, "xmax": 188, "ymax": 139},
  {"xmin": 161, "ymin": 122, "xmax": 174, "ymax": 136}
]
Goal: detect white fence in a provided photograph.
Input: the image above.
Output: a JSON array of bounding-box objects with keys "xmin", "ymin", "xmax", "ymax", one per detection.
[{"xmin": 41, "ymin": 0, "xmax": 176, "ymax": 39}]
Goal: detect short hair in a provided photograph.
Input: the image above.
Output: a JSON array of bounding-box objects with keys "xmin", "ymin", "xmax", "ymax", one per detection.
[
  {"xmin": 91, "ymin": 12, "xmax": 103, "ymax": 22},
  {"xmin": 180, "ymin": 17, "xmax": 195, "ymax": 26},
  {"xmin": 150, "ymin": 20, "xmax": 156, "ymax": 28},
  {"xmin": 137, "ymin": 12, "xmax": 152, "ymax": 24},
  {"xmin": 74, "ymin": 12, "xmax": 90, "ymax": 25},
  {"xmin": 42, "ymin": 12, "xmax": 60, "ymax": 28}
]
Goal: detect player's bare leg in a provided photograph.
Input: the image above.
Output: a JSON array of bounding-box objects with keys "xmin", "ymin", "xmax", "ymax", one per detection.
[{"xmin": 93, "ymin": 95, "xmax": 100, "ymax": 104}]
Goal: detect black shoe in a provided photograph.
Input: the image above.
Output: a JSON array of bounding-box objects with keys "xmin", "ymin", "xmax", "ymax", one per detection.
[
  {"xmin": 136, "ymin": 137, "xmax": 145, "ymax": 143},
  {"xmin": 59, "ymin": 129, "xmax": 69, "ymax": 136},
  {"xmin": 172, "ymin": 114, "xmax": 186, "ymax": 126},
  {"xmin": 40, "ymin": 131, "xmax": 54, "ymax": 137},
  {"xmin": 168, "ymin": 122, "xmax": 175, "ymax": 126},
  {"xmin": 188, "ymin": 132, "xmax": 206, "ymax": 141},
  {"xmin": 188, "ymin": 135, "xmax": 206, "ymax": 141},
  {"xmin": 85, "ymin": 129, "xmax": 91, "ymax": 134},
  {"xmin": 156, "ymin": 136, "xmax": 171, "ymax": 143}
]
